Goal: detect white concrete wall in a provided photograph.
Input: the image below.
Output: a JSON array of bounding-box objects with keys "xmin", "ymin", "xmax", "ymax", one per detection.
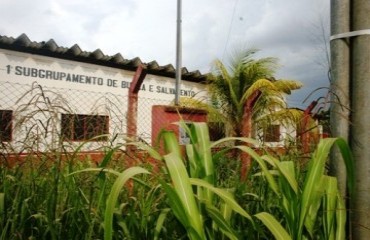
[
  {"xmin": 0, "ymin": 49, "xmax": 301, "ymax": 153},
  {"xmin": 0, "ymin": 49, "xmax": 207, "ymax": 152}
]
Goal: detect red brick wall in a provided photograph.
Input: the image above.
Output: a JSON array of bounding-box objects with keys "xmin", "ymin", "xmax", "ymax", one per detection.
[{"xmin": 151, "ymin": 105, "xmax": 207, "ymax": 147}]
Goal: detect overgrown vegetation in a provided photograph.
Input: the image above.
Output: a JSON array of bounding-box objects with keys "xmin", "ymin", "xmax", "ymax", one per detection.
[{"xmin": 0, "ymin": 122, "xmax": 354, "ymax": 240}]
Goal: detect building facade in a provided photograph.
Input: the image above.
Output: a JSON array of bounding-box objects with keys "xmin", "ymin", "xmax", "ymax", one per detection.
[
  {"xmin": 0, "ymin": 34, "xmax": 320, "ymax": 161},
  {"xmin": 0, "ymin": 34, "xmax": 207, "ymax": 157}
]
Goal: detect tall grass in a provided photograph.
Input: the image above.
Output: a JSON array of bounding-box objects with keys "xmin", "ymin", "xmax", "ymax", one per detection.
[
  {"xmin": 0, "ymin": 156, "xmax": 100, "ymax": 239},
  {"xmin": 0, "ymin": 150, "xmax": 166, "ymax": 240},
  {"xmin": 0, "ymin": 121, "xmax": 354, "ymax": 239}
]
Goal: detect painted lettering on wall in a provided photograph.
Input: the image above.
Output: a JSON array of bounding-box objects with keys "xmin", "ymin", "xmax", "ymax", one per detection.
[{"xmin": 5, "ymin": 65, "xmax": 196, "ymax": 96}]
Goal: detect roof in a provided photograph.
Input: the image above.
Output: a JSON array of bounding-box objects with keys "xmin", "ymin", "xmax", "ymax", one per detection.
[{"xmin": 0, "ymin": 33, "xmax": 207, "ymax": 83}]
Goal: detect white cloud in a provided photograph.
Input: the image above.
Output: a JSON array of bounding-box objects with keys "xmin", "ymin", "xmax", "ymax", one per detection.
[{"xmin": 0, "ymin": 0, "xmax": 330, "ymax": 107}]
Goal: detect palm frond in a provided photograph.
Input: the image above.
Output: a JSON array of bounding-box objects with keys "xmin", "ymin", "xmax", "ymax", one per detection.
[
  {"xmin": 273, "ymin": 80, "xmax": 303, "ymax": 94},
  {"xmin": 240, "ymin": 78, "xmax": 277, "ymax": 104},
  {"xmin": 228, "ymin": 47, "xmax": 259, "ymax": 72},
  {"xmin": 257, "ymin": 108, "xmax": 305, "ymax": 126},
  {"xmin": 178, "ymin": 97, "xmax": 226, "ymax": 123},
  {"xmin": 207, "ymin": 47, "xmax": 301, "ymax": 137}
]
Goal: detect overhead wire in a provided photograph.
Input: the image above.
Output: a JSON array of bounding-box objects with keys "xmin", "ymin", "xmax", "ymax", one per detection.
[{"xmin": 221, "ymin": 0, "xmax": 240, "ymax": 62}]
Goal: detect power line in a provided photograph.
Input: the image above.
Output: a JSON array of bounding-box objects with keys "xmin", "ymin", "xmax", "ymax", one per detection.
[{"xmin": 221, "ymin": 0, "xmax": 240, "ymax": 61}]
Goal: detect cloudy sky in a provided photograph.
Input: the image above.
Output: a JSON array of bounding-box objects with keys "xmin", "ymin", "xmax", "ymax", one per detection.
[{"xmin": 0, "ymin": 0, "xmax": 330, "ymax": 109}]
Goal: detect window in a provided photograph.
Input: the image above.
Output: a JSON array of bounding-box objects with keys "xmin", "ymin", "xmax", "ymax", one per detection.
[
  {"xmin": 61, "ymin": 114, "xmax": 109, "ymax": 141},
  {"xmin": 179, "ymin": 122, "xmax": 191, "ymax": 145},
  {"xmin": 264, "ymin": 124, "xmax": 280, "ymax": 142},
  {"xmin": 0, "ymin": 110, "xmax": 12, "ymax": 142},
  {"xmin": 208, "ymin": 122, "xmax": 225, "ymax": 141}
]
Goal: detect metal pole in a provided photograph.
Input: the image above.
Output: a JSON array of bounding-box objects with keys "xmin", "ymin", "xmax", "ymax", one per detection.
[{"xmin": 175, "ymin": 0, "xmax": 182, "ymax": 106}]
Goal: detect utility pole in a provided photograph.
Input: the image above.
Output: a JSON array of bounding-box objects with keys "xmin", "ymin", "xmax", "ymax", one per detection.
[
  {"xmin": 350, "ymin": 1, "xmax": 370, "ymax": 238},
  {"xmin": 329, "ymin": 0, "xmax": 350, "ymax": 204},
  {"xmin": 331, "ymin": 0, "xmax": 370, "ymax": 238},
  {"xmin": 175, "ymin": 0, "xmax": 182, "ymax": 105}
]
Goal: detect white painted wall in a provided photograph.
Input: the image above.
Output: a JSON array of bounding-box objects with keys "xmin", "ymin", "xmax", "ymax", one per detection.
[
  {"xmin": 0, "ymin": 49, "xmax": 299, "ymax": 153},
  {"xmin": 0, "ymin": 49, "xmax": 207, "ymax": 152}
]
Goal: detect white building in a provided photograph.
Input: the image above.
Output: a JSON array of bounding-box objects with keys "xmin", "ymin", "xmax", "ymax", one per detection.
[
  {"xmin": 0, "ymin": 34, "xmax": 207, "ymax": 155},
  {"xmin": 0, "ymin": 34, "xmax": 311, "ymax": 159}
]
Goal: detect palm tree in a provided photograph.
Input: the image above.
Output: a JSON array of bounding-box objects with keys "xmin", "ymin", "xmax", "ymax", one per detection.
[
  {"xmin": 207, "ymin": 48, "xmax": 302, "ymax": 178},
  {"xmin": 208, "ymin": 48, "xmax": 302, "ymax": 138}
]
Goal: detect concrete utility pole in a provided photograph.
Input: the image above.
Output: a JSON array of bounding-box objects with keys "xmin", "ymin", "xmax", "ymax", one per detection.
[
  {"xmin": 331, "ymin": 0, "xmax": 370, "ymax": 238},
  {"xmin": 330, "ymin": 0, "xmax": 350, "ymax": 204},
  {"xmin": 350, "ymin": 1, "xmax": 370, "ymax": 238}
]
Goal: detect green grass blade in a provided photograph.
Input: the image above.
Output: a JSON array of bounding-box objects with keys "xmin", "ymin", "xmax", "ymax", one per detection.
[
  {"xmin": 159, "ymin": 181, "xmax": 189, "ymax": 228},
  {"xmin": 221, "ymin": 194, "xmax": 233, "ymax": 224},
  {"xmin": 0, "ymin": 192, "xmax": 4, "ymax": 233},
  {"xmin": 69, "ymin": 134, "xmax": 111, "ymax": 160},
  {"xmin": 190, "ymin": 122, "xmax": 214, "ymax": 183},
  {"xmin": 162, "ymin": 131, "xmax": 182, "ymax": 157},
  {"xmin": 154, "ymin": 208, "xmax": 171, "ymax": 240},
  {"xmin": 184, "ymin": 122, "xmax": 215, "ymax": 201},
  {"xmin": 98, "ymin": 145, "xmax": 121, "ymax": 168},
  {"xmin": 236, "ymin": 145, "xmax": 279, "ymax": 195},
  {"xmin": 206, "ymin": 205, "xmax": 238, "ymax": 240},
  {"xmin": 255, "ymin": 212, "xmax": 292, "ymax": 240},
  {"xmin": 0, "ymin": 193, "xmax": 4, "ymax": 219},
  {"xmin": 161, "ymin": 131, "xmax": 205, "ymax": 239},
  {"xmin": 117, "ymin": 221, "xmax": 131, "ymax": 239},
  {"xmin": 304, "ymin": 176, "xmax": 325, "ymax": 237},
  {"xmin": 333, "ymin": 138, "xmax": 355, "ymax": 197},
  {"xmin": 126, "ymin": 141, "xmax": 163, "ymax": 161},
  {"xmin": 261, "ymin": 155, "xmax": 280, "ymax": 168},
  {"xmin": 210, "ymin": 137, "xmax": 259, "ymax": 149},
  {"xmin": 185, "ymin": 144, "xmax": 200, "ymax": 178},
  {"xmin": 189, "ymin": 178, "xmax": 252, "ymax": 221},
  {"xmin": 163, "ymin": 152, "xmax": 204, "ymax": 239},
  {"xmin": 104, "ymin": 167, "xmax": 150, "ymax": 240},
  {"xmin": 68, "ymin": 167, "xmax": 121, "ymax": 177},
  {"xmin": 335, "ymin": 192, "xmax": 346, "ymax": 240},
  {"xmin": 277, "ymin": 161, "xmax": 298, "ymax": 194},
  {"xmin": 323, "ymin": 176, "xmax": 338, "ymax": 240},
  {"xmin": 299, "ymin": 138, "xmax": 337, "ymax": 235}
]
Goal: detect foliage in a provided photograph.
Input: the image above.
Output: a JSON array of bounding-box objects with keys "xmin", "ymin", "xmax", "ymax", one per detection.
[
  {"xmin": 0, "ymin": 122, "xmax": 354, "ymax": 239},
  {"xmin": 132, "ymin": 122, "xmax": 254, "ymax": 240},
  {"xmin": 207, "ymin": 48, "xmax": 302, "ymax": 137},
  {"xmin": 241, "ymin": 138, "xmax": 354, "ymax": 240}
]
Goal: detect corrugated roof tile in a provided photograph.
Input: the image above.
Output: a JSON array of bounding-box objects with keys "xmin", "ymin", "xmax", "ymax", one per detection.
[
  {"xmin": 128, "ymin": 57, "xmax": 142, "ymax": 67},
  {"xmin": 147, "ymin": 60, "xmax": 159, "ymax": 70},
  {"xmin": 42, "ymin": 39, "xmax": 59, "ymax": 51},
  {"xmin": 91, "ymin": 48, "xmax": 104, "ymax": 60},
  {"xmin": 181, "ymin": 67, "xmax": 188, "ymax": 74},
  {"xmin": 66, "ymin": 44, "xmax": 82, "ymax": 56},
  {"xmin": 111, "ymin": 53, "xmax": 125, "ymax": 63},
  {"xmin": 163, "ymin": 64, "xmax": 175, "ymax": 72},
  {"xmin": 14, "ymin": 33, "xmax": 31, "ymax": 47},
  {"xmin": 0, "ymin": 33, "xmax": 207, "ymax": 82}
]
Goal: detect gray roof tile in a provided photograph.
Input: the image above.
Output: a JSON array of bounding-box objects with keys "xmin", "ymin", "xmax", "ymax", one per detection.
[
  {"xmin": 67, "ymin": 44, "xmax": 82, "ymax": 56},
  {"xmin": 42, "ymin": 39, "xmax": 59, "ymax": 51},
  {"xmin": 0, "ymin": 33, "xmax": 207, "ymax": 83},
  {"xmin": 14, "ymin": 33, "xmax": 31, "ymax": 47}
]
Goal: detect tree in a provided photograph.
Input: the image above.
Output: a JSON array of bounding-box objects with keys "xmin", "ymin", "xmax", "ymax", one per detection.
[
  {"xmin": 208, "ymin": 48, "xmax": 302, "ymax": 138},
  {"xmin": 207, "ymin": 48, "xmax": 302, "ymax": 178}
]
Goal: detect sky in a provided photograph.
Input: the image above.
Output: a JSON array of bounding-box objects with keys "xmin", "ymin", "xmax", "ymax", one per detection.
[{"xmin": 0, "ymin": 0, "xmax": 330, "ymax": 109}]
